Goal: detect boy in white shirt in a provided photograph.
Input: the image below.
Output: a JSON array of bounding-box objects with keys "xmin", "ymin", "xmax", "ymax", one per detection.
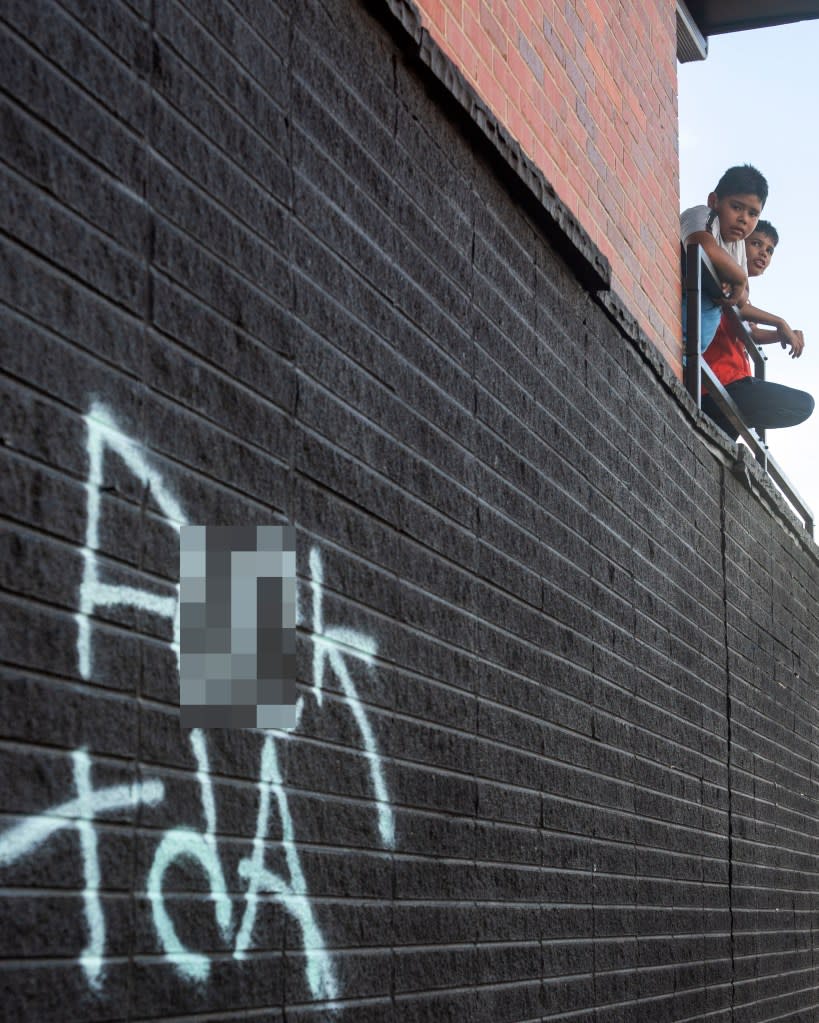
[{"xmin": 680, "ymin": 163, "xmax": 767, "ymax": 351}]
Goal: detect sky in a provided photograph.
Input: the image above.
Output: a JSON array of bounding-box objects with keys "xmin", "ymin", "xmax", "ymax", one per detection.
[{"xmin": 678, "ymin": 20, "xmax": 819, "ymax": 526}]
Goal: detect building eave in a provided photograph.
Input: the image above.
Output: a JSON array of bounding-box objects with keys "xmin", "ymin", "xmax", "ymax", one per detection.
[{"xmin": 687, "ymin": 0, "xmax": 819, "ymax": 35}]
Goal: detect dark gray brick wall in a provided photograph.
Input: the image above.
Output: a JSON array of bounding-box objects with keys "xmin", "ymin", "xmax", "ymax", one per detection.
[{"xmin": 1, "ymin": 1, "xmax": 818, "ymax": 1021}]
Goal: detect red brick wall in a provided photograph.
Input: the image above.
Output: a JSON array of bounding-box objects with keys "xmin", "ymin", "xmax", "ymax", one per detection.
[{"xmin": 416, "ymin": 0, "xmax": 682, "ymax": 374}]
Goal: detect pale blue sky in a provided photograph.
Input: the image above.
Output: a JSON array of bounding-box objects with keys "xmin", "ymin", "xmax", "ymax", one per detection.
[{"xmin": 678, "ymin": 20, "xmax": 819, "ymax": 524}]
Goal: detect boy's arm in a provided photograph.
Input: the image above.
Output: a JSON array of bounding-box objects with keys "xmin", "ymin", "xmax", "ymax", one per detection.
[
  {"xmin": 743, "ymin": 306, "xmax": 805, "ymax": 357},
  {"xmin": 684, "ymin": 230, "xmax": 747, "ymax": 303}
]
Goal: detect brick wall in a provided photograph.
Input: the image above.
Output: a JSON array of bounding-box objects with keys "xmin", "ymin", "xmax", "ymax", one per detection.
[
  {"xmin": 414, "ymin": 0, "xmax": 683, "ymax": 373},
  {"xmin": 1, "ymin": 1, "xmax": 818, "ymax": 1020}
]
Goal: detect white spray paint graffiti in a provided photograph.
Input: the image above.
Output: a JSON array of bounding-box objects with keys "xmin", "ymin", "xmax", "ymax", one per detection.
[
  {"xmin": 76, "ymin": 401, "xmax": 185, "ymax": 682},
  {"xmin": 309, "ymin": 548, "xmax": 394, "ymax": 848},
  {"xmin": 0, "ymin": 401, "xmax": 394, "ymax": 1003},
  {"xmin": 235, "ymin": 733, "xmax": 339, "ymax": 1000},
  {"xmin": 0, "ymin": 750, "xmax": 165, "ymax": 989},
  {"xmin": 146, "ymin": 729, "xmax": 233, "ymax": 982}
]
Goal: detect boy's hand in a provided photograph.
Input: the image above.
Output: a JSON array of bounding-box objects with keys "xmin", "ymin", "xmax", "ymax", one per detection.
[
  {"xmin": 721, "ymin": 280, "xmax": 746, "ymax": 306},
  {"xmin": 779, "ymin": 326, "xmax": 805, "ymax": 358},
  {"xmin": 733, "ymin": 282, "xmax": 750, "ymax": 309}
]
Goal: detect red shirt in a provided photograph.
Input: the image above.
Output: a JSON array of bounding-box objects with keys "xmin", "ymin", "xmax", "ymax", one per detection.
[{"xmin": 703, "ymin": 314, "xmax": 751, "ymax": 389}]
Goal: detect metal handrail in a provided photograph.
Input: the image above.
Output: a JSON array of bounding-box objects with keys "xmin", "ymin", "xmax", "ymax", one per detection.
[{"xmin": 684, "ymin": 243, "xmax": 814, "ymax": 536}]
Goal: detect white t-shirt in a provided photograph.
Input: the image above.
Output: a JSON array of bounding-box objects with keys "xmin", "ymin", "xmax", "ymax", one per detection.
[{"xmin": 680, "ymin": 204, "xmax": 747, "ymax": 273}]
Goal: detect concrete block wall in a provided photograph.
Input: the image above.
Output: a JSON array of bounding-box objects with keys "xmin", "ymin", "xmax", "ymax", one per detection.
[
  {"xmin": 1, "ymin": 1, "xmax": 818, "ymax": 1020},
  {"xmin": 413, "ymin": 0, "xmax": 682, "ymax": 373}
]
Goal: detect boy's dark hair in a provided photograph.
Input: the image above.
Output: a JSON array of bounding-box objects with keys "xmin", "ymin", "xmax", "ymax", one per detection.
[
  {"xmin": 714, "ymin": 164, "xmax": 768, "ymax": 205},
  {"xmin": 754, "ymin": 219, "xmax": 779, "ymax": 246}
]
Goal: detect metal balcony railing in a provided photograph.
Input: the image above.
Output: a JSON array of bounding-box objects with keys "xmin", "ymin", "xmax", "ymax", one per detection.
[{"xmin": 684, "ymin": 243, "xmax": 814, "ymax": 536}]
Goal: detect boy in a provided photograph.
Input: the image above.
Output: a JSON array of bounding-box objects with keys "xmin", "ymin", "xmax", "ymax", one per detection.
[
  {"xmin": 698, "ymin": 220, "xmax": 813, "ymax": 440},
  {"xmin": 742, "ymin": 223, "xmax": 804, "ymax": 356},
  {"xmin": 680, "ymin": 164, "xmax": 767, "ymax": 353}
]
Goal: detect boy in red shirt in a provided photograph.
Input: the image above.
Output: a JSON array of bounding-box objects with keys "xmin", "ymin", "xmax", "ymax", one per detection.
[{"xmin": 700, "ymin": 221, "xmax": 813, "ymax": 440}]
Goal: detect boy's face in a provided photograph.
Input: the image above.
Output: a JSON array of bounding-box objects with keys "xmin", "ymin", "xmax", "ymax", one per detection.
[
  {"xmin": 707, "ymin": 191, "xmax": 763, "ymax": 241},
  {"xmin": 745, "ymin": 231, "xmax": 776, "ymax": 277}
]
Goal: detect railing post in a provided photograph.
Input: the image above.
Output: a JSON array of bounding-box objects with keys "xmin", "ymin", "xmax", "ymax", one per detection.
[
  {"xmin": 753, "ymin": 327, "xmax": 766, "ymax": 448},
  {"xmin": 755, "ymin": 441, "xmax": 768, "ymax": 472},
  {"xmin": 684, "ymin": 243, "xmax": 703, "ymax": 408}
]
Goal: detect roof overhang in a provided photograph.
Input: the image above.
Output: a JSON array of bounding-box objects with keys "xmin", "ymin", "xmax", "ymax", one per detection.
[{"xmin": 687, "ymin": 0, "xmax": 819, "ymax": 35}]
